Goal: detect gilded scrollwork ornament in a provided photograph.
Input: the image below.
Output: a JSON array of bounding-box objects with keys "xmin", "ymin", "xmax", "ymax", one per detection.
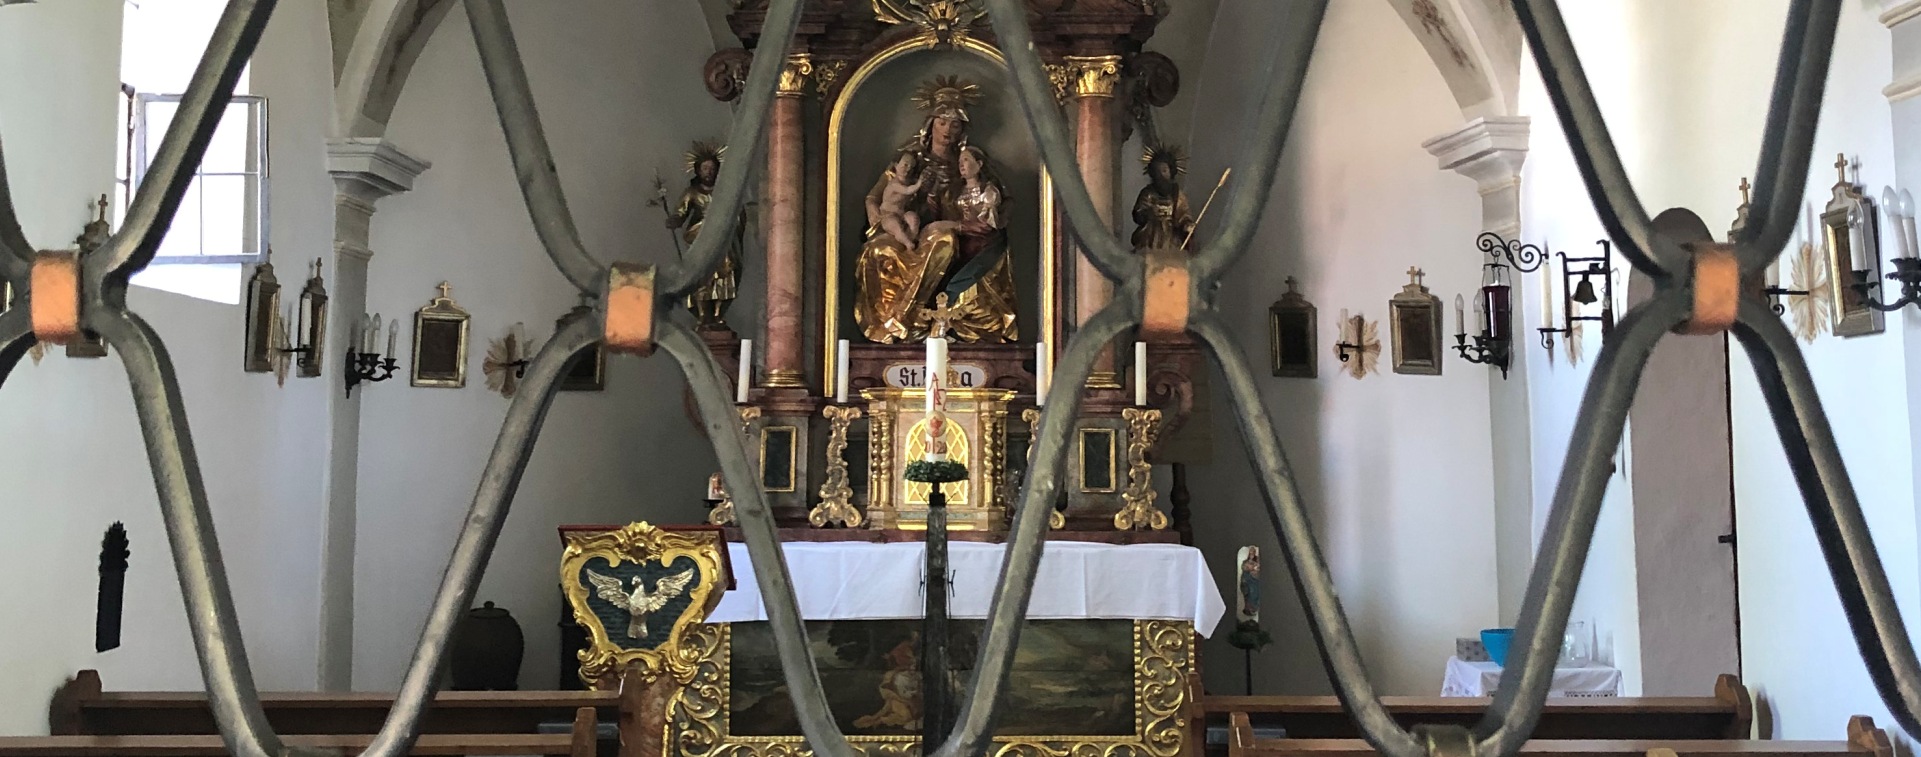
[
  {"xmin": 1061, "ymin": 55, "xmax": 1124, "ymax": 99},
  {"xmin": 559, "ymin": 522, "xmax": 727, "ymax": 688},
  {"xmin": 1115, "ymin": 407, "xmax": 1167, "ymax": 531},
  {"xmin": 810, "ymin": 404, "xmax": 865, "ymax": 528},
  {"xmin": 708, "ymin": 405, "xmax": 762, "ymax": 526}
]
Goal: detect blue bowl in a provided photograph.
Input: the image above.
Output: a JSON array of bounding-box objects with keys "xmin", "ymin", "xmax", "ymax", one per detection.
[{"xmin": 1481, "ymin": 628, "xmax": 1516, "ymax": 667}]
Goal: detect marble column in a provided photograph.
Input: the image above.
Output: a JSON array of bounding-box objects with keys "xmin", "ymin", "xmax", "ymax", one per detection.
[
  {"xmin": 1066, "ymin": 55, "xmax": 1124, "ymax": 387},
  {"xmin": 763, "ymin": 53, "xmax": 812, "ymax": 389},
  {"xmin": 321, "ymin": 137, "xmax": 430, "ymax": 689}
]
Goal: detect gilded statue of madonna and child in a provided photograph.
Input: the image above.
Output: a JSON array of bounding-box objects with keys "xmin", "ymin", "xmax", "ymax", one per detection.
[{"xmin": 854, "ymin": 76, "xmax": 1019, "ymax": 344}]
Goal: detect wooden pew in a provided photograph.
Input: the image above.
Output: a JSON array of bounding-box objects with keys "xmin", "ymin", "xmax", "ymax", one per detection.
[
  {"xmin": 48, "ymin": 670, "xmax": 620, "ymax": 737},
  {"xmin": 0, "ymin": 706, "xmax": 598, "ymax": 757},
  {"xmin": 1225, "ymin": 713, "xmax": 1893, "ymax": 757},
  {"xmin": 1201, "ymin": 675, "xmax": 1753, "ymax": 750}
]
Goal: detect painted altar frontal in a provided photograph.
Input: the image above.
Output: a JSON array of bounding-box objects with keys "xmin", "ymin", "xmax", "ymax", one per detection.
[{"xmin": 680, "ymin": 541, "xmax": 1227, "ymax": 757}]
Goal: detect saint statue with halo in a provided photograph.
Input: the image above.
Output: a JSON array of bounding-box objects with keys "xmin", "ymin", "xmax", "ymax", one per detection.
[
  {"xmin": 853, "ymin": 75, "xmax": 1019, "ymax": 344},
  {"xmin": 662, "ymin": 140, "xmax": 742, "ymax": 331}
]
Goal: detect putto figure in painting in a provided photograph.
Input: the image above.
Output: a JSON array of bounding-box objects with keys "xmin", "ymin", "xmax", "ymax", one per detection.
[{"xmin": 854, "ymin": 75, "xmax": 1019, "ymax": 344}]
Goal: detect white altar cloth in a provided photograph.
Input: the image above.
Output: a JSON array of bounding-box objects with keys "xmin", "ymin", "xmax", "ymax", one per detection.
[{"xmin": 710, "ymin": 541, "xmax": 1229, "ymax": 637}]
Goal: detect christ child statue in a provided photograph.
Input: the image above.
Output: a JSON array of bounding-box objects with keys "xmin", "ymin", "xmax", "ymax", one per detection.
[{"xmin": 876, "ymin": 151, "xmax": 925, "ymax": 248}]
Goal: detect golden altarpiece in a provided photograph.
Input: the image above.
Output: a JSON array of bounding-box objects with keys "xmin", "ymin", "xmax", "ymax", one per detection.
[{"xmin": 560, "ymin": 3, "xmax": 1224, "ymax": 755}]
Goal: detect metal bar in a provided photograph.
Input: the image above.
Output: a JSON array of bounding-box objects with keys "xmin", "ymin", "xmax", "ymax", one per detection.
[
  {"xmin": 1191, "ymin": 0, "xmax": 1329, "ymax": 283},
  {"xmin": 359, "ymin": 314, "xmax": 598, "ymax": 757},
  {"xmin": 979, "ymin": 0, "xmax": 1137, "ymax": 283},
  {"xmin": 1732, "ymin": 301, "xmax": 1921, "ymax": 737},
  {"xmin": 1187, "ymin": 307, "xmax": 1424, "ymax": 757},
  {"xmin": 1478, "ymin": 293, "xmax": 1686, "ymax": 756},
  {"xmin": 1740, "ymin": 0, "xmax": 1840, "ymax": 268},
  {"xmin": 0, "ymin": 306, "xmax": 32, "ymax": 389},
  {"xmin": 464, "ymin": 0, "xmax": 605, "ymax": 295},
  {"xmin": 93, "ymin": 309, "xmax": 283, "ymax": 757},
  {"xmin": 1511, "ymin": 0, "xmax": 1671, "ymax": 279},
  {"xmin": 0, "ymin": 135, "xmax": 33, "ymax": 282},
  {"xmin": 96, "ymin": 0, "xmax": 276, "ymax": 284},
  {"xmin": 941, "ymin": 304, "xmax": 1132, "ymax": 757},
  {"xmin": 656, "ymin": 0, "xmax": 802, "ymax": 299}
]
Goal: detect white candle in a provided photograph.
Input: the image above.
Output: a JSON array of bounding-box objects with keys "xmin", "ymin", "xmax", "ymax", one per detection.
[
  {"xmin": 1474, "ymin": 297, "xmax": 1488, "ymax": 333},
  {"xmin": 835, "ymin": 339, "xmax": 850, "ymax": 404},
  {"xmin": 924, "ymin": 333, "xmax": 947, "ymax": 416},
  {"xmin": 387, "ymin": 320, "xmax": 398, "ymax": 357},
  {"xmin": 1133, "ymin": 341, "xmax": 1148, "ymax": 407},
  {"xmin": 1034, "ymin": 342, "xmax": 1050, "ymax": 407},
  {"xmin": 1539, "ymin": 266, "xmax": 1553, "ymax": 329},
  {"xmin": 736, "ymin": 338, "xmax": 753, "ymax": 404},
  {"xmin": 1339, "ymin": 309, "xmax": 1350, "ymax": 344},
  {"xmin": 1454, "ymin": 294, "xmax": 1466, "ymax": 336}
]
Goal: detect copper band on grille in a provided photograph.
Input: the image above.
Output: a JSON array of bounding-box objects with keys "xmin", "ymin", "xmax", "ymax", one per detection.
[
  {"xmin": 1141, "ymin": 247, "xmax": 1191, "ymax": 341},
  {"xmin": 30, "ymin": 251, "xmax": 80, "ymax": 346},
  {"xmin": 603, "ymin": 262, "xmax": 656, "ymax": 356},
  {"xmin": 1680, "ymin": 242, "xmax": 1739, "ymax": 335}
]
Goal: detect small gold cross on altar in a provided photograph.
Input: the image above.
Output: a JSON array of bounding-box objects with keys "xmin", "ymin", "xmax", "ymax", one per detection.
[
  {"xmin": 1738, "ymin": 177, "xmax": 1751, "ymax": 206},
  {"xmin": 437, "ymin": 281, "xmax": 453, "ymax": 301},
  {"xmin": 924, "ymin": 292, "xmax": 959, "ymax": 339},
  {"xmin": 1406, "ymin": 266, "xmax": 1425, "ymax": 287}
]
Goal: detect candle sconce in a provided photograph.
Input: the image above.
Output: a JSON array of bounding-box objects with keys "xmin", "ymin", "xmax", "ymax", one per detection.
[
  {"xmin": 1850, "ymin": 185, "xmax": 1921, "ymax": 313},
  {"xmin": 343, "ymin": 312, "xmax": 399, "ymax": 398},
  {"xmin": 1538, "ymin": 240, "xmax": 1616, "ymax": 353},
  {"xmin": 1453, "ymin": 263, "xmax": 1513, "ymax": 379},
  {"xmin": 274, "ymin": 258, "xmax": 328, "ymax": 378},
  {"xmin": 1331, "ymin": 311, "xmax": 1379, "ymax": 379},
  {"xmin": 483, "ymin": 323, "xmax": 534, "ymax": 398}
]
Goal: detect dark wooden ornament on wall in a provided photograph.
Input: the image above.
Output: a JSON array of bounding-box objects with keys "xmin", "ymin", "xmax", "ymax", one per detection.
[{"xmin": 96, "ymin": 523, "xmax": 129, "ymax": 653}]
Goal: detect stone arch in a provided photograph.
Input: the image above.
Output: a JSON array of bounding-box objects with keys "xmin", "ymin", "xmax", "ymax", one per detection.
[
  {"xmin": 1383, "ymin": 0, "xmax": 1522, "ymax": 119},
  {"xmin": 331, "ymin": 0, "xmax": 459, "ymax": 138}
]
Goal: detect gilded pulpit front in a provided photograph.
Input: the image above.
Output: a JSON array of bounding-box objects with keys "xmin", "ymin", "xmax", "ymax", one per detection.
[{"xmin": 862, "ymin": 386, "xmax": 1012, "ymax": 530}]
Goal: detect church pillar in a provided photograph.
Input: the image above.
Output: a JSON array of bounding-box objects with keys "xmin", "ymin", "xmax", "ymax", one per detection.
[
  {"xmin": 763, "ymin": 54, "xmax": 812, "ymax": 389},
  {"xmin": 1066, "ymin": 55, "xmax": 1124, "ymax": 387},
  {"xmin": 1423, "ymin": 117, "xmax": 1530, "ymax": 625},
  {"xmin": 321, "ymin": 137, "xmax": 430, "ymax": 690},
  {"xmin": 751, "ymin": 53, "xmax": 820, "ymax": 526}
]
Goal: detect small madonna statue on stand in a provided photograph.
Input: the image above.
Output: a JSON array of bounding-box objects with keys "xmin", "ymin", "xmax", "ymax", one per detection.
[{"xmin": 1229, "ymin": 545, "xmax": 1273, "ymax": 695}]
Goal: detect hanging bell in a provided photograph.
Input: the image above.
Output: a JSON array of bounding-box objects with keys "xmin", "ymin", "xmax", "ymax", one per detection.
[{"xmin": 1571, "ymin": 275, "xmax": 1599, "ymax": 305}]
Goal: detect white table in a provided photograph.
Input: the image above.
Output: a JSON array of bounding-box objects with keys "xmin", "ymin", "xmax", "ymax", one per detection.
[
  {"xmin": 710, "ymin": 540, "xmax": 1229, "ymax": 637},
  {"xmin": 1441, "ymin": 656, "xmax": 1622, "ymax": 697}
]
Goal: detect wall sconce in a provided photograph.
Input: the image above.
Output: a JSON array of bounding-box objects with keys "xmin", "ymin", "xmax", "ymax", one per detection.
[
  {"xmin": 1852, "ymin": 186, "xmax": 1921, "ymax": 312},
  {"xmin": 1331, "ymin": 309, "xmax": 1379, "ymax": 379},
  {"xmin": 278, "ymin": 258, "xmax": 328, "ymax": 377},
  {"xmin": 1538, "ymin": 240, "xmax": 1615, "ymax": 353},
  {"xmin": 1453, "ymin": 263, "xmax": 1512, "ymax": 378},
  {"xmin": 344, "ymin": 312, "xmax": 399, "ymax": 398}
]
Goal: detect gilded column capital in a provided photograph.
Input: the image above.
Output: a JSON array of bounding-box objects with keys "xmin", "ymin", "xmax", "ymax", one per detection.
[
  {"xmin": 777, "ymin": 54, "xmax": 815, "ymax": 97},
  {"xmin": 1062, "ymin": 54, "xmax": 1124, "ymax": 99}
]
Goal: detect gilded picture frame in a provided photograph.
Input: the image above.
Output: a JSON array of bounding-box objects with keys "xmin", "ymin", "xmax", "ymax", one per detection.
[
  {"xmin": 759, "ymin": 425, "xmax": 799, "ymax": 493},
  {"xmin": 411, "ymin": 283, "xmax": 470, "ymax": 388},
  {"xmin": 1822, "ymin": 160, "xmax": 1885, "ymax": 338},
  {"xmin": 1078, "ymin": 427, "xmax": 1118, "ymax": 493},
  {"xmin": 1389, "ymin": 269, "xmax": 1444, "ymax": 376},
  {"xmin": 669, "ymin": 619, "xmax": 1194, "ymax": 757},
  {"xmin": 559, "ymin": 522, "xmax": 727, "ymax": 688},
  {"xmin": 1268, "ymin": 276, "xmax": 1316, "ymax": 378}
]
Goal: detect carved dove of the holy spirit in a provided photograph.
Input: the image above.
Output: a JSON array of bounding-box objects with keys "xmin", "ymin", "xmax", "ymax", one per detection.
[{"xmin": 586, "ymin": 568, "xmax": 697, "ymax": 640}]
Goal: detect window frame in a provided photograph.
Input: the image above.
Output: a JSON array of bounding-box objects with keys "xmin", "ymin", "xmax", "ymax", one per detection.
[{"xmin": 131, "ymin": 92, "xmax": 270, "ymax": 266}]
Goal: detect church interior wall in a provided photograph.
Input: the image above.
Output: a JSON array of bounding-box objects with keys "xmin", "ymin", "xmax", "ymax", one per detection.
[
  {"xmin": 350, "ymin": 0, "xmax": 739, "ymax": 691},
  {"xmin": 0, "ymin": 0, "xmax": 334, "ymax": 731},
  {"xmin": 1516, "ymin": 0, "xmax": 1919, "ymax": 737},
  {"xmin": 1181, "ymin": 0, "xmax": 1501, "ymax": 697}
]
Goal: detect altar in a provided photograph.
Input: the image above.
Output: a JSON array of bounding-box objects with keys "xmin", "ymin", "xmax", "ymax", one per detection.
[{"xmin": 683, "ymin": 540, "xmax": 1225, "ymax": 756}]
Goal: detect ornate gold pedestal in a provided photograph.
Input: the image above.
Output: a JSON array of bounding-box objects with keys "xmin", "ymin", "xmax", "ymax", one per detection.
[{"xmin": 861, "ymin": 387, "xmax": 1014, "ymax": 531}]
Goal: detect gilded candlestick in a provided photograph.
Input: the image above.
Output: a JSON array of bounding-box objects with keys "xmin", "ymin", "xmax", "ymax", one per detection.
[
  {"xmin": 810, "ymin": 405, "xmax": 864, "ymax": 528},
  {"xmin": 1022, "ymin": 408, "xmax": 1066, "ymax": 530},
  {"xmin": 1114, "ymin": 407, "xmax": 1167, "ymax": 531},
  {"xmin": 709, "ymin": 404, "xmax": 762, "ymax": 526}
]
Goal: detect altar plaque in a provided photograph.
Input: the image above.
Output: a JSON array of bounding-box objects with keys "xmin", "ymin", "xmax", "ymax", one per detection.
[{"xmin": 862, "ymin": 387, "xmax": 1013, "ymax": 531}]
